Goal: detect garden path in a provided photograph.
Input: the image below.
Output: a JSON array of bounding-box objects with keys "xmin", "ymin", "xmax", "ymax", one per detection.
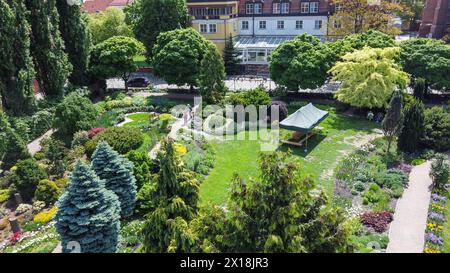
[
  {"xmin": 27, "ymin": 130, "xmax": 54, "ymax": 155},
  {"xmin": 386, "ymin": 161, "xmax": 433, "ymax": 253}
]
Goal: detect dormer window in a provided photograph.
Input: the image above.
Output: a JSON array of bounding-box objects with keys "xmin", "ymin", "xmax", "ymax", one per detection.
[
  {"xmin": 310, "ymin": 2, "xmax": 319, "ymax": 13},
  {"xmin": 300, "ymin": 2, "xmax": 309, "ymax": 13},
  {"xmin": 246, "ymin": 3, "xmax": 254, "ymax": 14},
  {"xmin": 254, "ymin": 3, "xmax": 262, "ymax": 14},
  {"xmin": 273, "ymin": 3, "xmax": 281, "ymax": 14},
  {"xmin": 281, "ymin": 3, "xmax": 290, "ymax": 14}
]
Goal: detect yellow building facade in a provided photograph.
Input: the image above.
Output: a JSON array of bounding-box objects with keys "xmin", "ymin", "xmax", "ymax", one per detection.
[{"xmin": 187, "ymin": 0, "xmax": 239, "ymax": 52}]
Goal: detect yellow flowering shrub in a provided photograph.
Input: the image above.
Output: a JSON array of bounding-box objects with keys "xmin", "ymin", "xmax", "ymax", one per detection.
[
  {"xmin": 424, "ymin": 247, "xmax": 441, "ymax": 253},
  {"xmin": 173, "ymin": 143, "xmax": 187, "ymax": 156},
  {"xmin": 34, "ymin": 207, "xmax": 58, "ymax": 224}
]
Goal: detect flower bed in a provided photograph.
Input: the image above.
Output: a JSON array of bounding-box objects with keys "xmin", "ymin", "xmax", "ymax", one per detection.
[{"xmin": 424, "ymin": 191, "xmax": 448, "ymax": 253}]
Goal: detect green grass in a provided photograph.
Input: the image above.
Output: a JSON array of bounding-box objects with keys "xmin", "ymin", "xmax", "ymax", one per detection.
[
  {"xmin": 199, "ymin": 104, "xmax": 379, "ymax": 206},
  {"xmin": 124, "ymin": 113, "xmax": 151, "ymax": 127}
]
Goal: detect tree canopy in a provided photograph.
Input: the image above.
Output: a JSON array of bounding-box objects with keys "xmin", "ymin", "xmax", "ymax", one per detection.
[
  {"xmin": 90, "ymin": 36, "xmax": 145, "ymax": 92},
  {"xmin": 25, "ymin": 0, "xmax": 72, "ymax": 99},
  {"xmin": 199, "ymin": 43, "xmax": 226, "ymax": 104},
  {"xmin": 0, "ymin": 0, "xmax": 36, "ymax": 115},
  {"xmin": 328, "ymin": 0, "xmax": 408, "ymax": 36},
  {"xmin": 330, "ymin": 47, "xmax": 409, "ymax": 108},
  {"xmin": 56, "ymin": 0, "xmax": 92, "ymax": 86},
  {"xmin": 128, "ymin": 0, "xmax": 189, "ymax": 59},
  {"xmin": 88, "ymin": 7, "xmax": 134, "ymax": 45},
  {"xmin": 269, "ymin": 34, "xmax": 333, "ymax": 91},
  {"xmin": 152, "ymin": 28, "xmax": 210, "ymax": 88},
  {"xmin": 399, "ymin": 38, "xmax": 450, "ymax": 90}
]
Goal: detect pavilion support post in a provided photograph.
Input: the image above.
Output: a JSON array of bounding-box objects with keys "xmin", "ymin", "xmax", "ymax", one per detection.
[{"xmin": 305, "ymin": 132, "xmax": 308, "ymax": 153}]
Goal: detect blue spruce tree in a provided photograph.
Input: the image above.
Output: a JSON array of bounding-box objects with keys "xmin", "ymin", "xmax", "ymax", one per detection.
[
  {"xmin": 91, "ymin": 142, "xmax": 137, "ymax": 218},
  {"xmin": 55, "ymin": 161, "xmax": 121, "ymax": 253}
]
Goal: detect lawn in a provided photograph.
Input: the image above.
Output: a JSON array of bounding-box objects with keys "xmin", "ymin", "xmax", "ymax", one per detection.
[
  {"xmin": 123, "ymin": 112, "xmax": 152, "ymax": 127},
  {"xmin": 199, "ymin": 103, "xmax": 380, "ymax": 206}
]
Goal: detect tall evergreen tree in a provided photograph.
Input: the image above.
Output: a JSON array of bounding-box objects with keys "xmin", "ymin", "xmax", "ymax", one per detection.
[
  {"xmin": 55, "ymin": 161, "xmax": 121, "ymax": 253},
  {"xmin": 91, "ymin": 142, "xmax": 137, "ymax": 218},
  {"xmin": 56, "ymin": 0, "xmax": 92, "ymax": 86},
  {"xmin": 0, "ymin": 112, "xmax": 30, "ymax": 170},
  {"xmin": 25, "ymin": 0, "xmax": 72, "ymax": 99},
  {"xmin": 397, "ymin": 99, "xmax": 425, "ymax": 153},
  {"xmin": 131, "ymin": 0, "xmax": 189, "ymax": 60},
  {"xmin": 141, "ymin": 139, "xmax": 200, "ymax": 252},
  {"xmin": 223, "ymin": 35, "xmax": 239, "ymax": 76},
  {"xmin": 0, "ymin": 0, "xmax": 36, "ymax": 115},
  {"xmin": 199, "ymin": 43, "xmax": 226, "ymax": 104},
  {"xmin": 382, "ymin": 90, "xmax": 403, "ymax": 153}
]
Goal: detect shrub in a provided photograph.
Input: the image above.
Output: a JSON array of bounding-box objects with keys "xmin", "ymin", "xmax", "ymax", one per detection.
[
  {"xmin": 353, "ymin": 182, "xmax": 366, "ymax": 192},
  {"xmin": 412, "ymin": 158, "xmax": 426, "ymax": 166},
  {"xmin": 35, "ymin": 180, "xmax": 61, "ymax": 205},
  {"xmin": 86, "ymin": 127, "xmax": 144, "ymax": 155},
  {"xmin": 0, "ymin": 189, "xmax": 10, "ymax": 203},
  {"xmin": 375, "ymin": 169, "xmax": 408, "ymax": 189},
  {"xmin": 11, "ymin": 159, "xmax": 48, "ymax": 202},
  {"xmin": 226, "ymin": 87, "xmax": 271, "ymax": 106},
  {"xmin": 55, "ymin": 178, "xmax": 69, "ymax": 190},
  {"xmin": 430, "ymin": 154, "xmax": 449, "ymax": 189},
  {"xmin": 267, "ymin": 101, "xmax": 288, "ymax": 122},
  {"xmin": 360, "ymin": 211, "xmax": 393, "ymax": 233},
  {"xmin": 71, "ymin": 131, "xmax": 89, "ymax": 148},
  {"xmin": 53, "ymin": 93, "xmax": 99, "ymax": 142},
  {"xmin": 362, "ymin": 183, "xmax": 391, "ymax": 211},
  {"xmin": 34, "ymin": 207, "xmax": 58, "ymax": 224},
  {"xmin": 30, "ymin": 110, "xmax": 53, "ymax": 139},
  {"xmin": 421, "ymin": 107, "xmax": 450, "ymax": 151},
  {"xmin": 88, "ymin": 127, "xmax": 106, "ymax": 138},
  {"xmin": 173, "ymin": 143, "xmax": 187, "ymax": 156}
]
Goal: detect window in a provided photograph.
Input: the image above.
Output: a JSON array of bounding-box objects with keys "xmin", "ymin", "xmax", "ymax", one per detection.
[
  {"xmin": 314, "ymin": 20, "xmax": 322, "ymax": 29},
  {"xmin": 277, "ymin": 20, "xmax": 284, "ymax": 29},
  {"xmin": 209, "ymin": 24, "xmax": 217, "ymax": 33},
  {"xmin": 200, "ymin": 24, "xmax": 207, "ymax": 33},
  {"xmin": 273, "ymin": 3, "xmax": 280, "ymax": 14},
  {"xmin": 242, "ymin": 21, "xmax": 249, "ymax": 30},
  {"xmin": 246, "ymin": 3, "xmax": 254, "ymax": 14},
  {"xmin": 259, "ymin": 20, "xmax": 266, "ymax": 29},
  {"xmin": 254, "ymin": 3, "xmax": 262, "ymax": 14},
  {"xmin": 296, "ymin": 20, "xmax": 303, "ymax": 29},
  {"xmin": 333, "ymin": 19, "xmax": 341, "ymax": 29},
  {"xmin": 300, "ymin": 2, "xmax": 309, "ymax": 13},
  {"xmin": 281, "ymin": 3, "xmax": 289, "ymax": 14},
  {"xmin": 310, "ymin": 2, "xmax": 319, "ymax": 13}
]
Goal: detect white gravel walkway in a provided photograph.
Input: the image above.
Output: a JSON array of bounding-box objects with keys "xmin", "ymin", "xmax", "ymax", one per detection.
[{"xmin": 386, "ymin": 161, "xmax": 433, "ymax": 253}]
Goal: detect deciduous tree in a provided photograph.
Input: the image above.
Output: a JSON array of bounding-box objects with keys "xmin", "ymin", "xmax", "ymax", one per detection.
[
  {"xmin": 269, "ymin": 34, "xmax": 333, "ymax": 91},
  {"xmin": 152, "ymin": 28, "xmax": 210, "ymax": 90},
  {"xmin": 329, "ymin": 0, "xmax": 408, "ymax": 36},
  {"xmin": 399, "ymin": 38, "xmax": 450, "ymax": 90},
  {"xmin": 330, "ymin": 47, "xmax": 409, "ymax": 108},
  {"xmin": 90, "ymin": 36, "xmax": 145, "ymax": 93},
  {"xmin": 128, "ymin": 0, "xmax": 189, "ymax": 59},
  {"xmin": 88, "ymin": 7, "xmax": 133, "ymax": 45}
]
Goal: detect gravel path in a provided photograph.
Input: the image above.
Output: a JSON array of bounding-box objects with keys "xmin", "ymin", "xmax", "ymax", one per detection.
[
  {"xmin": 27, "ymin": 130, "xmax": 54, "ymax": 155},
  {"xmin": 386, "ymin": 161, "xmax": 433, "ymax": 253}
]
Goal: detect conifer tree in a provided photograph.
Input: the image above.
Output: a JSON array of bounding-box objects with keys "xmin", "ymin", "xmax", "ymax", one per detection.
[
  {"xmin": 91, "ymin": 142, "xmax": 137, "ymax": 218},
  {"xmin": 397, "ymin": 99, "xmax": 425, "ymax": 153},
  {"xmin": 141, "ymin": 139, "xmax": 200, "ymax": 252},
  {"xmin": 56, "ymin": 0, "xmax": 92, "ymax": 86},
  {"xmin": 223, "ymin": 35, "xmax": 239, "ymax": 75},
  {"xmin": 0, "ymin": 112, "xmax": 30, "ymax": 170},
  {"xmin": 55, "ymin": 161, "xmax": 121, "ymax": 253},
  {"xmin": 25, "ymin": 0, "xmax": 72, "ymax": 99},
  {"xmin": 382, "ymin": 90, "xmax": 403, "ymax": 153},
  {"xmin": 199, "ymin": 43, "xmax": 226, "ymax": 104},
  {"xmin": 0, "ymin": 0, "xmax": 36, "ymax": 115}
]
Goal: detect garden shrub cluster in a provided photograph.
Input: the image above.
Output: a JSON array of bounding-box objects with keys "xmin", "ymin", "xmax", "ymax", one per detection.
[
  {"xmin": 226, "ymin": 87, "xmax": 271, "ymax": 107},
  {"xmin": 360, "ymin": 211, "xmax": 394, "ymax": 233},
  {"xmin": 421, "ymin": 107, "xmax": 450, "ymax": 152},
  {"xmin": 182, "ymin": 139, "xmax": 216, "ymax": 177},
  {"xmin": 33, "ymin": 207, "xmax": 58, "ymax": 224},
  {"xmin": 85, "ymin": 127, "xmax": 144, "ymax": 155}
]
